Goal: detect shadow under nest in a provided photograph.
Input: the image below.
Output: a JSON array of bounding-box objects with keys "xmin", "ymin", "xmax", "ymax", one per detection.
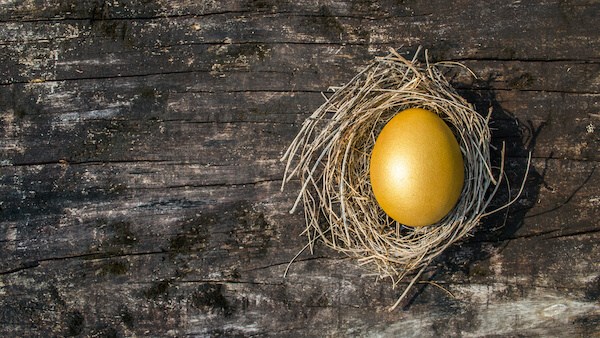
[{"xmin": 400, "ymin": 75, "xmax": 545, "ymax": 310}]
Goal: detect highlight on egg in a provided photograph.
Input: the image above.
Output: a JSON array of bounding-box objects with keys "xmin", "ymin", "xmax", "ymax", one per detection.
[{"xmin": 369, "ymin": 108, "xmax": 465, "ymax": 227}]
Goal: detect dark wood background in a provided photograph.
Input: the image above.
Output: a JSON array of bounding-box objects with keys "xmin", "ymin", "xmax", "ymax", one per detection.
[{"xmin": 1, "ymin": 1, "xmax": 599, "ymax": 337}]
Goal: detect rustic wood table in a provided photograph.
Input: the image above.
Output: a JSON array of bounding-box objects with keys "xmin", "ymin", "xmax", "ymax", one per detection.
[{"xmin": 1, "ymin": 1, "xmax": 599, "ymax": 337}]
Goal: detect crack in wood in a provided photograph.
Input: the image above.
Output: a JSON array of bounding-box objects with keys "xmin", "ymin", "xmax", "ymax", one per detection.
[
  {"xmin": 465, "ymin": 87, "xmax": 600, "ymax": 95},
  {"xmin": 3, "ymin": 154, "xmax": 596, "ymax": 169},
  {"xmin": 136, "ymin": 178, "xmax": 283, "ymax": 190},
  {"xmin": 0, "ymin": 9, "xmax": 434, "ymax": 25},
  {"xmin": 241, "ymin": 255, "xmax": 337, "ymax": 273},
  {"xmin": 0, "ymin": 249, "xmax": 167, "ymax": 276},
  {"xmin": 546, "ymin": 228, "xmax": 600, "ymax": 240},
  {"xmin": 173, "ymin": 279, "xmax": 284, "ymax": 286}
]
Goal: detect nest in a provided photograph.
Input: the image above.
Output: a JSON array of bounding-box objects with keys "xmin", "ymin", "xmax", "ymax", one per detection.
[{"xmin": 281, "ymin": 47, "xmax": 526, "ymax": 310}]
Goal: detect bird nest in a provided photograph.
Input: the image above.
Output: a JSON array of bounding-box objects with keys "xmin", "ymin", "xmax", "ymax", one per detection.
[{"xmin": 281, "ymin": 47, "xmax": 526, "ymax": 310}]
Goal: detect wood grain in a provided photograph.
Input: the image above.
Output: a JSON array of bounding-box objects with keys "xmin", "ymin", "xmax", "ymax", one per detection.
[{"xmin": 1, "ymin": 0, "xmax": 599, "ymax": 336}]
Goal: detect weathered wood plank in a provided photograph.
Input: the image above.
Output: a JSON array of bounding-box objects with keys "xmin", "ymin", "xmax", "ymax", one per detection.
[
  {"xmin": 2, "ymin": 34, "xmax": 600, "ymax": 89},
  {"xmin": 1, "ymin": 0, "xmax": 598, "ymax": 63},
  {"xmin": 0, "ymin": 225, "xmax": 598, "ymax": 336},
  {"xmin": 1, "ymin": 0, "xmax": 599, "ymax": 336},
  {"xmin": 1, "ymin": 83, "xmax": 597, "ymax": 169},
  {"xmin": 1, "ymin": 155, "xmax": 597, "ymax": 256},
  {"xmin": 1, "ymin": 3, "xmax": 600, "ymax": 83}
]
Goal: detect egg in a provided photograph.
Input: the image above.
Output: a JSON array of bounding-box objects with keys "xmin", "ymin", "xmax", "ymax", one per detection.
[{"xmin": 369, "ymin": 108, "xmax": 464, "ymax": 227}]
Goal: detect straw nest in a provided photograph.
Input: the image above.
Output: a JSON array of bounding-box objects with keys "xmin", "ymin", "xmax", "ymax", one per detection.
[{"xmin": 281, "ymin": 47, "xmax": 525, "ymax": 310}]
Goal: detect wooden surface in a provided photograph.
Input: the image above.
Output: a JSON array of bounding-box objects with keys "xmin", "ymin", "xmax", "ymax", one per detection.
[{"xmin": 1, "ymin": 1, "xmax": 599, "ymax": 337}]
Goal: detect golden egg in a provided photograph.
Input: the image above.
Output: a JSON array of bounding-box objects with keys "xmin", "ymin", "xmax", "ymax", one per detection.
[{"xmin": 369, "ymin": 108, "xmax": 464, "ymax": 227}]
